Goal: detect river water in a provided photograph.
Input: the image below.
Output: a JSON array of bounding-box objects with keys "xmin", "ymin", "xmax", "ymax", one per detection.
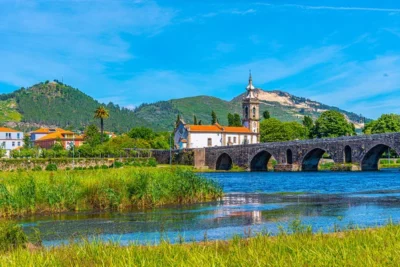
[{"xmin": 20, "ymin": 169, "xmax": 400, "ymax": 246}]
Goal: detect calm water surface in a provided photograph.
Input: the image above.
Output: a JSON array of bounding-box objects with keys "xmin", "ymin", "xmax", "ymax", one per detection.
[{"xmin": 20, "ymin": 169, "xmax": 400, "ymax": 246}]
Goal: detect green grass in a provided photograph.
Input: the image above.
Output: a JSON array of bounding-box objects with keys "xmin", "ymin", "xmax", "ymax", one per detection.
[
  {"xmin": 0, "ymin": 99, "xmax": 22, "ymax": 123},
  {"xmin": 2, "ymin": 223, "xmax": 400, "ymax": 266},
  {"xmin": 0, "ymin": 167, "xmax": 222, "ymax": 217}
]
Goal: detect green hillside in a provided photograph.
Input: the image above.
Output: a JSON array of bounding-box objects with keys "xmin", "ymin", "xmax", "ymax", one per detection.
[
  {"xmin": 0, "ymin": 80, "xmax": 367, "ymax": 133},
  {"xmin": 0, "ymin": 81, "xmax": 146, "ymax": 133}
]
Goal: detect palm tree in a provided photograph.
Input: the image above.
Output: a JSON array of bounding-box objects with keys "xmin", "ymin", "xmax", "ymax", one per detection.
[{"xmin": 94, "ymin": 106, "xmax": 110, "ymax": 143}]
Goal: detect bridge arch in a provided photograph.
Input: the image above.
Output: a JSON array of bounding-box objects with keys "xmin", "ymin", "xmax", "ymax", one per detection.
[
  {"xmin": 344, "ymin": 145, "xmax": 352, "ymax": 163},
  {"xmin": 216, "ymin": 153, "xmax": 233, "ymax": 170},
  {"xmin": 361, "ymin": 144, "xmax": 399, "ymax": 171},
  {"xmin": 286, "ymin": 149, "xmax": 293, "ymax": 164},
  {"xmin": 302, "ymin": 148, "xmax": 333, "ymax": 171},
  {"xmin": 250, "ymin": 150, "xmax": 276, "ymax": 171}
]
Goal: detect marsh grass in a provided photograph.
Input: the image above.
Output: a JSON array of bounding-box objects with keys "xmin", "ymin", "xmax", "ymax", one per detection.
[
  {"xmin": 0, "ymin": 167, "xmax": 222, "ymax": 217},
  {"xmin": 2, "ymin": 223, "xmax": 400, "ymax": 266}
]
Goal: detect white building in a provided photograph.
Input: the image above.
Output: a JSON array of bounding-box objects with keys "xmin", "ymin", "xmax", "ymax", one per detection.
[
  {"xmin": 174, "ymin": 73, "xmax": 260, "ymax": 149},
  {"xmin": 0, "ymin": 127, "xmax": 24, "ymax": 157}
]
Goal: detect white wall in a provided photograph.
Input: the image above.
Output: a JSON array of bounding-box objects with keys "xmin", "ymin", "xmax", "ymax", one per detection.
[
  {"xmin": 0, "ymin": 131, "xmax": 24, "ymax": 157},
  {"xmin": 189, "ymin": 133, "xmax": 222, "ymax": 148}
]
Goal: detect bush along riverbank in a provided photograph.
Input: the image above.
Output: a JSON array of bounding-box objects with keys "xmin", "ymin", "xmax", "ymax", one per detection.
[
  {"xmin": 2, "ymin": 221, "xmax": 400, "ymax": 266},
  {"xmin": 0, "ymin": 167, "xmax": 222, "ymax": 217}
]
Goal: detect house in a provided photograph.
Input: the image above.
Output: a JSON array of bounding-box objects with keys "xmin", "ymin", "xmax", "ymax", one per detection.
[
  {"xmin": 30, "ymin": 128, "xmax": 68, "ymax": 142},
  {"xmin": 174, "ymin": 122, "xmax": 258, "ymax": 149},
  {"xmin": 0, "ymin": 127, "xmax": 24, "ymax": 157},
  {"xmin": 33, "ymin": 128, "xmax": 84, "ymax": 149},
  {"xmin": 174, "ymin": 73, "xmax": 260, "ymax": 149}
]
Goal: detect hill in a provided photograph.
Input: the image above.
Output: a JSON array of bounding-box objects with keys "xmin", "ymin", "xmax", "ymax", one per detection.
[
  {"xmin": 0, "ymin": 80, "xmax": 367, "ymax": 132},
  {"xmin": 0, "ymin": 81, "xmax": 146, "ymax": 133},
  {"xmin": 135, "ymin": 89, "xmax": 367, "ymax": 131}
]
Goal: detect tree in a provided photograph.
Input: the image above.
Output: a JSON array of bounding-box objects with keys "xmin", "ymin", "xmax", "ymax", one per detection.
[
  {"xmin": 23, "ymin": 134, "xmax": 31, "ymax": 149},
  {"xmin": 302, "ymin": 115, "xmax": 314, "ymax": 138},
  {"xmin": 84, "ymin": 124, "xmax": 102, "ymax": 147},
  {"xmin": 198, "ymin": 120, "xmax": 202, "ymax": 125},
  {"xmin": 263, "ymin": 110, "xmax": 270, "ymax": 120},
  {"xmin": 232, "ymin": 113, "xmax": 242, "ymax": 126},
  {"xmin": 364, "ymin": 114, "xmax": 400, "ymax": 134},
  {"xmin": 227, "ymin": 113, "xmax": 234, "ymax": 126},
  {"xmin": 314, "ymin": 111, "xmax": 355, "ymax": 138},
  {"xmin": 193, "ymin": 115, "xmax": 198, "ymax": 125},
  {"xmin": 175, "ymin": 114, "xmax": 181, "ymax": 127},
  {"xmin": 211, "ymin": 110, "xmax": 217, "ymax": 124},
  {"xmin": 128, "ymin": 127, "xmax": 154, "ymax": 140},
  {"xmin": 94, "ymin": 106, "xmax": 110, "ymax": 143},
  {"xmin": 260, "ymin": 118, "xmax": 306, "ymax": 142}
]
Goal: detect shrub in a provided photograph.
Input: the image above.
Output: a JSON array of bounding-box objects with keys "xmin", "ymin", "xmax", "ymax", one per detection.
[
  {"xmin": 101, "ymin": 165, "xmax": 109, "ymax": 169},
  {"xmin": 110, "ymin": 161, "xmax": 124, "ymax": 168},
  {"xmin": 45, "ymin": 164, "xmax": 57, "ymax": 171},
  {"xmin": 0, "ymin": 222, "xmax": 27, "ymax": 251}
]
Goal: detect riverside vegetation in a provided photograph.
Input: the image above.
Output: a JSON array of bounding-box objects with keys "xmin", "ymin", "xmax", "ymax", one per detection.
[
  {"xmin": 1, "ymin": 220, "xmax": 400, "ymax": 266},
  {"xmin": 0, "ymin": 167, "xmax": 222, "ymax": 217}
]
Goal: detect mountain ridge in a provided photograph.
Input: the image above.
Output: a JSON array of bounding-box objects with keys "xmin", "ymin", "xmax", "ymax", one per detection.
[{"xmin": 0, "ymin": 80, "xmax": 368, "ymax": 132}]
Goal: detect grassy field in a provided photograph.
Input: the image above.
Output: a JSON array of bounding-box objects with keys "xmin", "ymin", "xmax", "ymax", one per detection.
[
  {"xmin": 1, "ymin": 222, "xmax": 400, "ymax": 266},
  {"xmin": 0, "ymin": 167, "xmax": 222, "ymax": 217}
]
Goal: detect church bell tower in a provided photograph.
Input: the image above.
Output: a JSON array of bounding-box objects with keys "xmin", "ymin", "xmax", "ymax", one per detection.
[{"xmin": 242, "ymin": 71, "xmax": 260, "ymax": 139}]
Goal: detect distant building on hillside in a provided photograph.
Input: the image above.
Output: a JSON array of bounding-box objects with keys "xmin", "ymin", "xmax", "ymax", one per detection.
[
  {"xmin": 32, "ymin": 128, "xmax": 84, "ymax": 149},
  {"xmin": 0, "ymin": 127, "xmax": 24, "ymax": 157},
  {"xmin": 174, "ymin": 73, "xmax": 260, "ymax": 149}
]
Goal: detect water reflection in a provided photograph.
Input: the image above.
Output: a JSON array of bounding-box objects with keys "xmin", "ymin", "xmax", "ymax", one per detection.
[{"xmin": 19, "ymin": 169, "xmax": 400, "ymax": 246}]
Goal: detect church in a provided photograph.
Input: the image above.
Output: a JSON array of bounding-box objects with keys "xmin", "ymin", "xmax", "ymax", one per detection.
[{"xmin": 174, "ymin": 73, "xmax": 260, "ymax": 149}]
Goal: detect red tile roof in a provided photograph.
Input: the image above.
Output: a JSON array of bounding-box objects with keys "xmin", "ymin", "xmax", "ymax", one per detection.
[{"xmin": 187, "ymin": 123, "xmax": 252, "ymax": 133}]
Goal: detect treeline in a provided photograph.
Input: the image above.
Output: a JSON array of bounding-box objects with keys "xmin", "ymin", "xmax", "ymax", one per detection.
[
  {"xmin": 14, "ymin": 81, "xmax": 144, "ymax": 133},
  {"xmin": 261, "ymin": 110, "xmax": 356, "ymax": 142},
  {"xmin": 12, "ymin": 125, "xmax": 171, "ymax": 159}
]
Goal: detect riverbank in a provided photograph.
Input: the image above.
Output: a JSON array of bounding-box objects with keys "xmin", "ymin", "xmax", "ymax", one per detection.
[
  {"xmin": 0, "ymin": 167, "xmax": 222, "ymax": 217},
  {"xmin": 2, "ymin": 223, "xmax": 400, "ymax": 266}
]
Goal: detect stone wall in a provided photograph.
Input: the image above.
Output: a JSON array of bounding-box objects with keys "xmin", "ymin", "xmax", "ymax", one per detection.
[{"xmin": 151, "ymin": 149, "xmax": 194, "ymax": 166}]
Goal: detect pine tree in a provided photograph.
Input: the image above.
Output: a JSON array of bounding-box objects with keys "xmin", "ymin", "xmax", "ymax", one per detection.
[
  {"xmin": 227, "ymin": 113, "xmax": 234, "ymax": 126},
  {"xmin": 175, "ymin": 114, "xmax": 181, "ymax": 127},
  {"xmin": 211, "ymin": 110, "xmax": 217, "ymax": 124},
  {"xmin": 233, "ymin": 113, "xmax": 242, "ymax": 126},
  {"xmin": 263, "ymin": 110, "xmax": 270, "ymax": 120},
  {"xmin": 193, "ymin": 115, "xmax": 198, "ymax": 125}
]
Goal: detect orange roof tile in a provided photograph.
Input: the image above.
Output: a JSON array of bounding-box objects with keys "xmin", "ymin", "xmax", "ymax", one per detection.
[
  {"xmin": 35, "ymin": 132, "xmax": 83, "ymax": 142},
  {"xmin": 188, "ymin": 123, "xmax": 252, "ymax": 133},
  {"xmin": 0, "ymin": 127, "xmax": 20, "ymax": 133},
  {"xmin": 31, "ymin": 128, "xmax": 71, "ymax": 134}
]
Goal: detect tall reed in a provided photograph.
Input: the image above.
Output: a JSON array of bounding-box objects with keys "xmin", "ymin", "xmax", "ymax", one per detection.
[
  {"xmin": 0, "ymin": 167, "xmax": 222, "ymax": 217},
  {"xmin": 2, "ymin": 224, "xmax": 400, "ymax": 266}
]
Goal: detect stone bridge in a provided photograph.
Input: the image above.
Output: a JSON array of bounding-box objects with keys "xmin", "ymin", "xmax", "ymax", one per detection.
[{"xmin": 196, "ymin": 133, "xmax": 400, "ymax": 171}]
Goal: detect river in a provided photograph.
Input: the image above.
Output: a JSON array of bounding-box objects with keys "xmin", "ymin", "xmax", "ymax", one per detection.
[{"xmin": 20, "ymin": 169, "xmax": 400, "ymax": 246}]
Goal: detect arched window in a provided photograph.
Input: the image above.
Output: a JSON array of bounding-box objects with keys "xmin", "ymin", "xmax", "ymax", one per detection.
[{"xmin": 244, "ymin": 106, "xmax": 249, "ymax": 119}]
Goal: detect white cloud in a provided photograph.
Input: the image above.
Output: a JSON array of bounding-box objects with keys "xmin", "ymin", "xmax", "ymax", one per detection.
[{"xmin": 0, "ymin": 1, "xmax": 175, "ymax": 88}]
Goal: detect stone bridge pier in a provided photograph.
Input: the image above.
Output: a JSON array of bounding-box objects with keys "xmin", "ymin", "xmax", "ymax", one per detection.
[{"xmin": 202, "ymin": 133, "xmax": 400, "ymax": 171}]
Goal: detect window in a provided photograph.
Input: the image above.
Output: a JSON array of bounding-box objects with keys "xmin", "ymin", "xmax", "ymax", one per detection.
[
  {"xmin": 17, "ymin": 133, "xmax": 20, "ymax": 139},
  {"xmin": 253, "ymin": 107, "xmax": 256, "ymax": 118},
  {"xmin": 207, "ymin": 138, "xmax": 212, "ymax": 147},
  {"xmin": 243, "ymin": 135, "xmax": 248, "ymax": 144},
  {"xmin": 228, "ymin": 137, "xmax": 231, "ymax": 144},
  {"xmin": 12, "ymin": 142, "xmax": 15, "ymax": 147},
  {"xmin": 233, "ymin": 137, "xmax": 237, "ymax": 143},
  {"xmin": 244, "ymin": 106, "xmax": 248, "ymax": 119},
  {"xmin": 17, "ymin": 142, "xmax": 20, "ymax": 147}
]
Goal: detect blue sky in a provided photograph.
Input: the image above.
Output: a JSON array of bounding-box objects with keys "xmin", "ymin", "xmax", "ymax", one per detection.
[{"xmin": 0, "ymin": 0, "xmax": 399, "ymax": 118}]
